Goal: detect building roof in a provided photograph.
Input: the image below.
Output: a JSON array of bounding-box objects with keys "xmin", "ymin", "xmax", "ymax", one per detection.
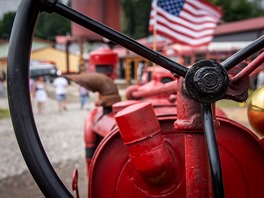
[
  {"xmin": 0, "ymin": 37, "xmax": 53, "ymax": 59},
  {"xmin": 165, "ymin": 41, "xmax": 251, "ymax": 55},
  {"xmin": 215, "ymin": 17, "xmax": 264, "ymax": 35}
]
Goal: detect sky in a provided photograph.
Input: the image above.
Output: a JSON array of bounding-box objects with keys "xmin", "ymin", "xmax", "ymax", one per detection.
[
  {"xmin": 0, "ymin": 0, "xmax": 69, "ymax": 19},
  {"xmin": 0, "ymin": 0, "xmax": 21, "ymax": 18}
]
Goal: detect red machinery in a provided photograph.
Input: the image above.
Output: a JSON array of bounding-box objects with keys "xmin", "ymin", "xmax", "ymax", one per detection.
[
  {"xmin": 89, "ymin": 46, "xmax": 118, "ymax": 80},
  {"xmin": 68, "ymin": 65, "xmax": 263, "ymax": 197},
  {"xmin": 6, "ymin": 1, "xmax": 264, "ymax": 198}
]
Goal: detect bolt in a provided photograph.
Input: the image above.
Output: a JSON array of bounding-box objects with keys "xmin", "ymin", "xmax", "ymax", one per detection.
[{"xmin": 194, "ymin": 67, "xmax": 224, "ymax": 94}]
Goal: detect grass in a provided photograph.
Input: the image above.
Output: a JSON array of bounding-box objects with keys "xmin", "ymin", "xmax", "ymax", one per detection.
[
  {"xmin": 0, "ymin": 108, "xmax": 10, "ymax": 119},
  {"xmin": 216, "ymin": 89, "xmax": 255, "ymax": 108},
  {"xmin": 216, "ymin": 99, "xmax": 242, "ymax": 108}
]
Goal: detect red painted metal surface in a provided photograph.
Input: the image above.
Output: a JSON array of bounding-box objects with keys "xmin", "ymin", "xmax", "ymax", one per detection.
[
  {"xmin": 84, "ymin": 107, "xmax": 116, "ymax": 173},
  {"xmin": 215, "ymin": 107, "xmax": 227, "ymax": 117},
  {"xmin": 231, "ymin": 52, "xmax": 264, "ymax": 82},
  {"xmin": 89, "ymin": 47, "xmax": 118, "ymax": 79},
  {"xmin": 112, "ymin": 100, "xmax": 140, "ymax": 113},
  {"xmin": 140, "ymin": 66, "xmax": 176, "ymax": 85},
  {"xmin": 72, "ymin": 169, "xmax": 80, "ymax": 198},
  {"xmin": 115, "ymin": 102, "xmax": 175, "ymax": 186},
  {"xmin": 126, "ymin": 80, "xmax": 177, "ymax": 100},
  {"xmin": 84, "ymin": 98, "xmax": 178, "ymax": 173},
  {"xmin": 78, "ymin": 66, "xmax": 263, "ymax": 198},
  {"xmin": 89, "ymin": 112, "xmax": 264, "ymax": 197}
]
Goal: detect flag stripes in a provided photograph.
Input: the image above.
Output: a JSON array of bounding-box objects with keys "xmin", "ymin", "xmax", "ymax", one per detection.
[{"xmin": 149, "ymin": 0, "xmax": 222, "ymax": 47}]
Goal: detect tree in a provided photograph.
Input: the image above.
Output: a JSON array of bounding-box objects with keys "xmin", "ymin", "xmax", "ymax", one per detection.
[
  {"xmin": 0, "ymin": 5, "xmax": 71, "ymax": 41},
  {"xmin": 209, "ymin": 0, "xmax": 264, "ymax": 22},
  {"xmin": 34, "ymin": 0, "xmax": 71, "ymax": 41},
  {"xmin": 35, "ymin": 12, "xmax": 71, "ymax": 41},
  {"xmin": 0, "ymin": 12, "xmax": 16, "ymax": 39},
  {"xmin": 121, "ymin": 0, "xmax": 151, "ymax": 39}
]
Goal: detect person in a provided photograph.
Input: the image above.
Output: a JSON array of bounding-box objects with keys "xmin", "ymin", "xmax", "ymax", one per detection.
[
  {"xmin": 137, "ymin": 61, "xmax": 146, "ymax": 84},
  {"xmin": 29, "ymin": 78, "xmax": 35, "ymax": 102},
  {"xmin": 256, "ymin": 71, "xmax": 264, "ymax": 89},
  {"xmin": 79, "ymin": 85, "xmax": 90, "ymax": 110},
  {"xmin": 0, "ymin": 70, "xmax": 6, "ymax": 97},
  {"xmin": 53, "ymin": 76, "xmax": 68, "ymax": 112},
  {"xmin": 34, "ymin": 76, "xmax": 48, "ymax": 114}
]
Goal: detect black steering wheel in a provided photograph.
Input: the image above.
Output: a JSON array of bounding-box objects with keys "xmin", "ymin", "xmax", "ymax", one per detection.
[{"xmin": 7, "ymin": 0, "xmax": 264, "ymax": 197}]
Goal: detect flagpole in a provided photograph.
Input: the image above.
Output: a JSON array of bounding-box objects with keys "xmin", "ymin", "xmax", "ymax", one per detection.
[
  {"xmin": 153, "ymin": 27, "xmax": 157, "ymax": 52},
  {"xmin": 152, "ymin": 0, "xmax": 157, "ymax": 78}
]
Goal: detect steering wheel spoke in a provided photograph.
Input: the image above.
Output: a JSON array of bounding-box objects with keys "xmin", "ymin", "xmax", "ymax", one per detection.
[
  {"xmin": 221, "ymin": 35, "xmax": 264, "ymax": 71},
  {"xmin": 41, "ymin": 0, "xmax": 188, "ymax": 77},
  {"xmin": 202, "ymin": 104, "xmax": 225, "ymax": 198}
]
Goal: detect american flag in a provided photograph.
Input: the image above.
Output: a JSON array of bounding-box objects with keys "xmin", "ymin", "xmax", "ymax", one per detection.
[{"xmin": 149, "ymin": 0, "xmax": 222, "ymax": 47}]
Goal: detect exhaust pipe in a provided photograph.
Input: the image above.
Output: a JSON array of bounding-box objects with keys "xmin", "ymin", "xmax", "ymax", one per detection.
[{"xmin": 65, "ymin": 73, "xmax": 121, "ymax": 107}]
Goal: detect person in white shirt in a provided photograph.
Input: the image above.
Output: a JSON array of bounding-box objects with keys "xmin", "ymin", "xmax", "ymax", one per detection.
[
  {"xmin": 137, "ymin": 61, "xmax": 146, "ymax": 84},
  {"xmin": 35, "ymin": 76, "xmax": 48, "ymax": 114},
  {"xmin": 53, "ymin": 76, "xmax": 68, "ymax": 112}
]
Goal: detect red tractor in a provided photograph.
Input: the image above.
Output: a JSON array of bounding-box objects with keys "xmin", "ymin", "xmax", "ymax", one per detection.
[
  {"xmin": 89, "ymin": 46, "xmax": 118, "ymax": 80},
  {"xmin": 6, "ymin": 0, "xmax": 264, "ymax": 197}
]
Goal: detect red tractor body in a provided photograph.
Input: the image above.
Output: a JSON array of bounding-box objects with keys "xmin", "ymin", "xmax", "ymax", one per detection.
[
  {"xmin": 89, "ymin": 116, "xmax": 264, "ymax": 198},
  {"xmin": 89, "ymin": 47, "xmax": 118, "ymax": 80},
  {"xmin": 79, "ymin": 73, "xmax": 264, "ymax": 198}
]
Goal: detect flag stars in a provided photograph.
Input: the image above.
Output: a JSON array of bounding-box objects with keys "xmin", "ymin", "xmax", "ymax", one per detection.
[{"xmin": 157, "ymin": 0, "xmax": 185, "ymax": 16}]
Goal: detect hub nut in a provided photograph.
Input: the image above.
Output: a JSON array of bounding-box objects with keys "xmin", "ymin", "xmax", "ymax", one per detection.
[{"xmin": 185, "ymin": 60, "xmax": 229, "ymax": 104}]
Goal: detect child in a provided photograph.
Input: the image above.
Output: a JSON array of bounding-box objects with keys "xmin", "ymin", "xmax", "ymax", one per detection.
[
  {"xmin": 79, "ymin": 85, "xmax": 89, "ymax": 110},
  {"xmin": 34, "ymin": 76, "xmax": 48, "ymax": 114}
]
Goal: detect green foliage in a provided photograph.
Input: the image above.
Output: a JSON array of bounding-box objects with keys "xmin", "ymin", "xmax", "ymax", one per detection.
[
  {"xmin": 0, "ymin": 12, "xmax": 16, "ymax": 39},
  {"xmin": 35, "ymin": 12, "xmax": 71, "ymax": 41},
  {"xmin": 209, "ymin": 0, "xmax": 264, "ymax": 22},
  {"xmin": 0, "ymin": 10, "xmax": 70, "ymax": 41},
  {"xmin": 121, "ymin": 0, "xmax": 151, "ymax": 39}
]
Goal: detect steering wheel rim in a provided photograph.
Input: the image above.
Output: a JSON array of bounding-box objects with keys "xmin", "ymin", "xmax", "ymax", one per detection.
[
  {"xmin": 7, "ymin": 0, "xmax": 263, "ymax": 197},
  {"xmin": 7, "ymin": 0, "xmax": 73, "ymax": 197}
]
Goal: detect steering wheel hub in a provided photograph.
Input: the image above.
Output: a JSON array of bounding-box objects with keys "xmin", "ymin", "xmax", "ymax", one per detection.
[
  {"xmin": 185, "ymin": 60, "xmax": 229, "ymax": 104},
  {"xmin": 194, "ymin": 66, "xmax": 225, "ymax": 93}
]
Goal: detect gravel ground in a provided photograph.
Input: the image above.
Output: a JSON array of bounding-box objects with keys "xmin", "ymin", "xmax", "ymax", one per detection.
[
  {"xmin": 0, "ymin": 84, "xmax": 98, "ymax": 197},
  {"xmin": 0, "ymin": 82, "xmax": 257, "ymax": 197}
]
